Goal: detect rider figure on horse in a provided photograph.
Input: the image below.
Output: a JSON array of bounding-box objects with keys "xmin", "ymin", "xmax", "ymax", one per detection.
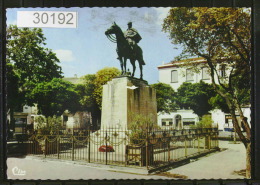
[
  {"xmin": 105, "ymin": 22, "xmax": 145, "ymax": 79},
  {"xmin": 124, "ymin": 22, "xmax": 142, "ymax": 57}
]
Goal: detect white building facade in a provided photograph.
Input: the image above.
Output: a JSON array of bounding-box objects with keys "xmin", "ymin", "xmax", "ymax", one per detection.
[{"xmin": 157, "ymin": 57, "xmax": 251, "ymax": 131}]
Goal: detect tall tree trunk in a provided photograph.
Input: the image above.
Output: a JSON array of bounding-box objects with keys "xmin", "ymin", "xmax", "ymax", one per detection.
[
  {"xmin": 233, "ymin": 97, "xmax": 251, "ymax": 178},
  {"xmin": 207, "ymin": 58, "xmax": 251, "ymax": 177},
  {"xmin": 234, "ymin": 98, "xmax": 251, "ymax": 139},
  {"xmin": 246, "ymin": 142, "xmax": 251, "ymax": 178}
]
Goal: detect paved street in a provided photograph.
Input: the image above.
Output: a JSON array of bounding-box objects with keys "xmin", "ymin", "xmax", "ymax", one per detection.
[
  {"xmin": 7, "ymin": 156, "xmax": 170, "ymax": 180},
  {"xmin": 7, "ymin": 141, "xmax": 246, "ymax": 180},
  {"xmin": 167, "ymin": 140, "xmax": 246, "ymax": 179}
]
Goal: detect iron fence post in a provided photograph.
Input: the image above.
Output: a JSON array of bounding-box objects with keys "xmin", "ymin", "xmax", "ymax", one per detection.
[
  {"xmin": 88, "ymin": 129, "xmax": 91, "ymax": 163},
  {"xmin": 204, "ymin": 136, "xmax": 207, "ymax": 150},
  {"xmin": 208, "ymin": 135, "xmax": 211, "ymax": 150},
  {"xmin": 214, "ymin": 133, "xmax": 216, "ymax": 148},
  {"xmin": 44, "ymin": 137, "xmax": 47, "ymax": 158},
  {"xmin": 168, "ymin": 140, "xmax": 170, "ymax": 161},
  {"xmin": 72, "ymin": 134, "xmax": 75, "ymax": 161},
  {"xmin": 105, "ymin": 131, "xmax": 108, "ymax": 165},
  {"xmin": 213, "ymin": 133, "xmax": 215, "ymax": 148},
  {"xmin": 185, "ymin": 137, "xmax": 187, "ymax": 157},
  {"xmin": 146, "ymin": 125, "xmax": 149, "ymax": 169},
  {"xmin": 57, "ymin": 136, "xmax": 60, "ymax": 159},
  {"xmin": 125, "ymin": 145, "xmax": 128, "ymax": 167},
  {"xmin": 198, "ymin": 136, "xmax": 200, "ymax": 153},
  {"xmin": 216, "ymin": 133, "xmax": 218, "ymax": 148},
  {"xmin": 145, "ymin": 139, "xmax": 148, "ymax": 169}
]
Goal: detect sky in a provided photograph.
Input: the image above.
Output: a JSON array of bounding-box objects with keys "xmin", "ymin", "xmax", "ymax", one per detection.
[{"xmin": 6, "ymin": 7, "xmax": 182, "ymax": 84}]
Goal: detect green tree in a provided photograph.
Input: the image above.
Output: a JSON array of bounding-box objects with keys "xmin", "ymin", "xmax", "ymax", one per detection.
[
  {"xmin": 129, "ymin": 113, "xmax": 159, "ymax": 142},
  {"xmin": 151, "ymin": 82, "xmax": 177, "ymax": 114},
  {"xmin": 177, "ymin": 81, "xmax": 216, "ymax": 118},
  {"xmin": 193, "ymin": 115, "xmax": 213, "ymax": 128},
  {"xmin": 93, "ymin": 67, "xmax": 121, "ymax": 107},
  {"xmin": 6, "ymin": 25, "xmax": 63, "ymax": 129},
  {"xmin": 76, "ymin": 68, "xmax": 120, "ymax": 129},
  {"xmin": 35, "ymin": 115, "xmax": 62, "ymax": 134},
  {"xmin": 163, "ymin": 7, "xmax": 251, "ymax": 177},
  {"xmin": 76, "ymin": 74, "xmax": 100, "ymax": 129},
  {"xmin": 29, "ymin": 78, "xmax": 80, "ymax": 117},
  {"xmin": 209, "ymin": 93, "xmax": 230, "ymax": 113},
  {"xmin": 6, "ymin": 26, "xmax": 62, "ymax": 92},
  {"xmin": 6, "ymin": 63, "xmax": 22, "ymax": 133},
  {"xmin": 6, "ymin": 63, "xmax": 22, "ymax": 112},
  {"xmin": 76, "ymin": 74, "xmax": 97, "ymax": 111}
]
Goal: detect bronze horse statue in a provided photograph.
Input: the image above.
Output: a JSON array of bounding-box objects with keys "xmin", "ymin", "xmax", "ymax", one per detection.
[{"xmin": 105, "ymin": 22, "xmax": 145, "ymax": 80}]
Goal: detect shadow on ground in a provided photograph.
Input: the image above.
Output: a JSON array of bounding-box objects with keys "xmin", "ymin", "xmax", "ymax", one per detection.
[{"xmin": 7, "ymin": 142, "xmax": 29, "ymax": 158}]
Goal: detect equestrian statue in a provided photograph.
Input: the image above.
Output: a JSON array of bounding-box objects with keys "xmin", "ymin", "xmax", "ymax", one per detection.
[{"xmin": 105, "ymin": 22, "xmax": 145, "ymax": 80}]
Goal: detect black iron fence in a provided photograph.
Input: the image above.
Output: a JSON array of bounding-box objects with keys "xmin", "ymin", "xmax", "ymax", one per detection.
[
  {"xmin": 26, "ymin": 127, "xmax": 219, "ymax": 171},
  {"xmin": 146, "ymin": 128, "xmax": 219, "ymax": 172}
]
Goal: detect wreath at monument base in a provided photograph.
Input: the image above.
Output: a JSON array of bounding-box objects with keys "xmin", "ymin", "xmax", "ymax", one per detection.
[{"xmin": 98, "ymin": 145, "xmax": 115, "ymax": 152}]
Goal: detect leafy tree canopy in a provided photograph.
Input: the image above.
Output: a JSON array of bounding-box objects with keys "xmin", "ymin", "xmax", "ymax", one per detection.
[
  {"xmin": 76, "ymin": 74, "xmax": 101, "ymax": 128},
  {"xmin": 176, "ymin": 81, "xmax": 216, "ymax": 118},
  {"xmin": 162, "ymin": 8, "xmax": 250, "ymax": 101},
  {"xmin": 151, "ymin": 82, "xmax": 177, "ymax": 114},
  {"xmin": 209, "ymin": 92, "xmax": 230, "ymax": 113},
  {"xmin": 93, "ymin": 67, "xmax": 121, "ymax": 107},
  {"xmin": 163, "ymin": 8, "xmax": 251, "ymax": 177},
  {"xmin": 29, "ymin": 78, "xmax": 80, "ymax": 117},
  {"xmin": 192, "ymin": 115, "xmax": 213, "ymax": 128},
  {"xmin": 6, "ymin": 63, "xmax": 21, "ymax": 111},
  {"xmin": 75, "ymin": 68, "xmax": 120, "ymax": 128},
  {"xmin": 129, "ymin": 113, "xmax": 159, "ymax": 142},
  {"xmin": 7, "ymin": 25, "xmax": 62, "ymax": 83},
  {"xmin": 76, "ymin": 74, "xmax": 97, "ymax": 112},
  {"xmin": 6, "ymin": 25, "xmax": 63, "ymax": 109}
]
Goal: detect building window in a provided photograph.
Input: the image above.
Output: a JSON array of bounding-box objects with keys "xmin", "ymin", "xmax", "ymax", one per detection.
[
  {"xmin": 161, "ymin": 118, "xmax": 173, "ymax": 126},
  {"xmin": 186, "ymin": 68, "xmax": 194, "ymax": 81},
  {"xmin": 183, "ymin": 118, "xmax": 195, "ymax": 126},
  {"xmin": 219, "ymin": 65, "xmax": 226, "ymax": 77},
  {"xmin": 202, "ymin": 67, "xmax": 210, "ymax": 80},
  {"xmin": 162, "ymin": 121, "xmax": 166, "ymax": 126},
  {"xmin": 171, "ymin": 70, "xmax": 178, "ymax": 83}
]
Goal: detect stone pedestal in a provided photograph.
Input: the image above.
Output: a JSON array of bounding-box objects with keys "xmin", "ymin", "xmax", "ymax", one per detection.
[{"xmin": 101, "ymin": 76, "xmax": 157, "ymax": 129}]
